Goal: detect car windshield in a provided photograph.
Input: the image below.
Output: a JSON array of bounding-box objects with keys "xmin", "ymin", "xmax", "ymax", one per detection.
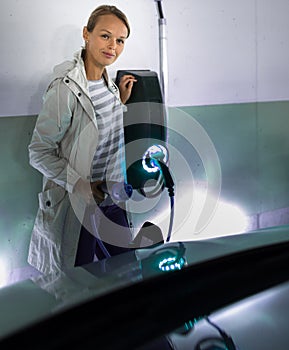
[{"xmin": 0, "ymin": 226, "xmax": 289, "ymax": 350}]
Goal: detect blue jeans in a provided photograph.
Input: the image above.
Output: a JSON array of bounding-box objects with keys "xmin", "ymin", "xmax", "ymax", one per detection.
[{"xmin": 75, "ymin": 203, "xmax": 132, "ymax": 266}]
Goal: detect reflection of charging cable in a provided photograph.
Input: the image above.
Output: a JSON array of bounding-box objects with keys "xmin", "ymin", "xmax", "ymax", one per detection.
[
  {"xmin": 172, "ymin": 315, "xmax": 239, "ymax": 349},
  {"xmin": 195, "ymin": 316, "xmax": 239, "ymax": 350},
  {"xmin": 142, "ymin": 144, "xmax": 175, "ymax": 242}
]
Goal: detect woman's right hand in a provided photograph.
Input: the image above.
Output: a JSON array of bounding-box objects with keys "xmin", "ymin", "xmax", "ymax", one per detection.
[
  {"xmin": 74, "ymin": 178, "xmax": 105, "ymax": 204},
  {"xmin": 90, "ymin": 180, "xmax": 105, "ymax": 204},
  {"xmin": 74, "ymin": 178, "xmax": 93, "ymax": 204}
]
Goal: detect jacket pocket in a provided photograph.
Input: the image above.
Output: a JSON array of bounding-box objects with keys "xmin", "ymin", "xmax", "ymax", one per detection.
[
  {"xmin": 39, "ymin": 186, "xmax": 66, "ymax": 210},
  {"xmin": 37, "ymin": 185, "xmax": 68, "ymax": 238}
]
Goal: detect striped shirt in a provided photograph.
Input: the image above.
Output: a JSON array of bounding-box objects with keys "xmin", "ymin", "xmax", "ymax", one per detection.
[{"xmin": 88, "ymin": 78, "xmax": 126, "ymax": 183}]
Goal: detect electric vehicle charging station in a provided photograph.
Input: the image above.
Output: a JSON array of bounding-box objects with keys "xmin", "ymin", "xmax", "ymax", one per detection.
[{"xmin": 112, "ymin": 1, "xmax": 174, "ymax": 246}]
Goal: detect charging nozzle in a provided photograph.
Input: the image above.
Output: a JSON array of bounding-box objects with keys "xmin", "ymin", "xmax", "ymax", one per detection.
[
  {"xmin": 142, "ymin": 144, "xmax": 168, "ymax": 173},
  {"xmin": 142, "ymin": 144, "xmax": 174, "ymax": 194}
]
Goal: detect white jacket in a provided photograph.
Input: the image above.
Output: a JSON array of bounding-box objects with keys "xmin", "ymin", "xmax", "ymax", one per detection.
[{"xmin": 28, "ymin": 49, "xmax": 123, "ymax": 275}]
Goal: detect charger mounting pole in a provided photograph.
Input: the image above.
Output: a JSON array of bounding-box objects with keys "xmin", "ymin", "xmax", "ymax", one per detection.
[
  {"xmin": 154, "ymin": 0, "xmax": 174, "ymax": 243},
  {"xmin": 154, "ymin": 0, "xmax": 168, "ymax": 106}
]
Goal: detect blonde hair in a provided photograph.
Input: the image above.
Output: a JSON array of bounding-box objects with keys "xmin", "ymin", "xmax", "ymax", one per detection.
[{"xmin": 86, "ymin": 5, "xmax": 130, "ymax": 37}]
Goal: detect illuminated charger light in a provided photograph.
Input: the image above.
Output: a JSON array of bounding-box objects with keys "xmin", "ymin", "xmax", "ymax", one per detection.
[
  {"xmin": 151, "ymin": 242, "xmax": 186, "ymax": 272},
  {"xmin": 158, "ymin": 256, "xmax": 186, "ymax": 272},
  {"xmin": 142, "ymin": 144, "xmax": 168, "ymax": 173}
]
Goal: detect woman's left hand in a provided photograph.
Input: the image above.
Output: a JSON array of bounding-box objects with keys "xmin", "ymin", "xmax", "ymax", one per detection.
[{"xmin": 118, "ymin": 74, "xmax": 137, "ymax": 104}]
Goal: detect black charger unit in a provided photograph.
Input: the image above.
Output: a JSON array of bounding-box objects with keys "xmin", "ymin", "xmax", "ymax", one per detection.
[{"xmin": 115, "ymin": 70, "xmax": 167, "ymax": 190}]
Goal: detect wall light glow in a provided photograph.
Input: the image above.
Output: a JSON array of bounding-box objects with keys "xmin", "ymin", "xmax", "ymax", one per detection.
[
  {"xmin": 171, "ymin": 184, "xmax": 249, "ymax": 241},
  {"xmin": 0, "ymin": 257, "xmax": 8, "ymax": 288},
  {"xmin": 205, "ymin": 198, "xmax": 249, "ymax": 235}
]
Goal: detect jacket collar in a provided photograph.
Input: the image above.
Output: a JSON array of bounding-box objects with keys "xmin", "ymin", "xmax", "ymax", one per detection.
[
  {"xmin": 72, "ymin": 49, "xmax": 119, "ymax": 98},
  {"xmin": 52, "ymin": 48, "xmax": 120, "ymax": 99}
]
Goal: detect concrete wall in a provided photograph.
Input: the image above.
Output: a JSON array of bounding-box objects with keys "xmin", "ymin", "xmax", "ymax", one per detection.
[
  {"xmin": 0, "ymin": 100, "xmax": 288, "ymax": 286},
  {"xmin": 1, "ymin": 0, "xmax": 289, "ymax": 116}
]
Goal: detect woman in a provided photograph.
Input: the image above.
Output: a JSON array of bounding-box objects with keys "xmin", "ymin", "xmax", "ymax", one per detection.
[{"xmin": 28, "ymin": 5, "xmax": 137, "ymax": 275}]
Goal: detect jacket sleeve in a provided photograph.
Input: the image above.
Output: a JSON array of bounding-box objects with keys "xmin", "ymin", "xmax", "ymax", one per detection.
[{"xmin": 28, "ymin": 79, "xmax": 81, "ymax": 193}]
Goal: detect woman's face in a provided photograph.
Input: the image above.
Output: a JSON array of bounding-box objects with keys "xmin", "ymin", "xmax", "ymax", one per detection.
[{"xmin": 83, "ymin": 14, "xmax": 128, "ymax": 71}]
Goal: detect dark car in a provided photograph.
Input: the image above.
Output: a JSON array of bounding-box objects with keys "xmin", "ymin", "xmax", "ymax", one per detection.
[{"xmin": 0, "ymin": 225, "xmax": 289, "ymax": 350}]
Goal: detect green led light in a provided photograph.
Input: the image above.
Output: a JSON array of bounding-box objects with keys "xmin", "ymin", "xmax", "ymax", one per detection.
[{"xmin": 158, "ymin": 256, "xmax": 185, "ymax": 272}]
